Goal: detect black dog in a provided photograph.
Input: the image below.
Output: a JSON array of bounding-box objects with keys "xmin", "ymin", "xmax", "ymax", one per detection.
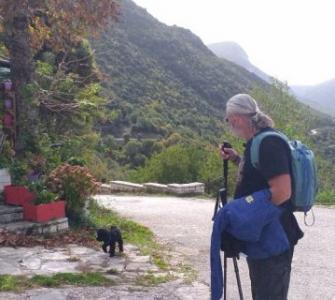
[{"xmin": 96, "ymin": 226, "xmax": 124, "ymax": 257}]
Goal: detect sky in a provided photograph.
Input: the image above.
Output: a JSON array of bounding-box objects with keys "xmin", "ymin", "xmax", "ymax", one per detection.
[{"xmin": 133, "ymin": 0, "xmax": 335, "ymax": 86}]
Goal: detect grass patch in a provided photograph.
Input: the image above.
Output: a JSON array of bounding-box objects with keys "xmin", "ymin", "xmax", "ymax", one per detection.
[
  {"xmin": 152, "ymin": 252, "xmax": 169, "ymax": 270},
  {"xmin": 0, "ymin": 273, "xmax": 114, "ymax": 292},
  {"xmin": 0, "ymin": 275, "xmax": 32, "ymax": 292},
  {"xmin": 89, "ymin": 200, "xmax": 154, "ymax": 247},
  {"xmin": 31, "ymin": 272, "xmax": 113, "ymax": 287},
  {"xmin": 316, "ymin": 190, "xmax": 335, "ymax": 205},
  {"xmin": 135, "ymin": 273, "xmax": 175, "ymax": 287},
  {"xmin": 89, "ymin": 200, "xmax": 197, "ymax": 282},
  {"xmin": 89, "ymin": 201, "xmax": 167, "ymax": 261},
  {"xmin": 176, "ymin": 263, "xmax": 198, "ymax": 284}
]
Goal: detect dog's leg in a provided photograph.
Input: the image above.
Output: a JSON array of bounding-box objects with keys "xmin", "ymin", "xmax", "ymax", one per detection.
[
  {"xmin": 110, "ymin": 241, "xmax": 116, "ymax": 257},
  {"xmin": 118, "ymin": 238, "xmax": 124, "ymax": 252},
  {"xmin": 102, "ymin": 243, "xmax": 108, "ymax": 253}
]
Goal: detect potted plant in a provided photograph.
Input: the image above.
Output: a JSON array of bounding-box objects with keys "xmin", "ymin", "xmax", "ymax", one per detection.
[
  {"xmin": 4, "ymin": 161, "xmax": 35, "ymax": 206},
  {"xmin": 23, "ymin": 181, "xmax": 65, "ymax": 222},
  {"xmin": 47, "ymin": 163, "xmax": 99, "ymax": 223}
]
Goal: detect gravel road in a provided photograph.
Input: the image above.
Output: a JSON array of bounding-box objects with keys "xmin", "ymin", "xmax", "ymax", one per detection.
[{"xmin": 96, "ymin": 195, "xmax": 335, "ymax": 300}]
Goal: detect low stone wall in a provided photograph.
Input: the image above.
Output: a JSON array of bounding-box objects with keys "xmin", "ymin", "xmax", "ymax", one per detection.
[
  {"xmin": 167, "ymin": 182, "xmax": 205, "ymax": 195},
  {"xmin": 97, "ymin": 183, "xmax": 112, "ymax": 194},
  {"xmin": 110, "ymin": 181, "xmax": 145, "ymax": 193},
  {"xmin": 143, "ymin": 182, "xmax": 168, "ymax": 193},
  {"xmin": 99, "ymin": 181, "xmax": 205, "ymax": 195}
]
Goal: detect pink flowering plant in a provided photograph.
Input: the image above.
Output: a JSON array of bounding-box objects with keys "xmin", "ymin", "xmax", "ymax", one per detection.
[{"xmin": 47, "ymin": 163, "xmax": 100, "ymax": 218}]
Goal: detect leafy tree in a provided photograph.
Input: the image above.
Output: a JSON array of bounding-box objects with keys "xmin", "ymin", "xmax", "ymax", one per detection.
[{"xmin": 0, "ymin": 0, "xmax": 119, "ymax": 153}]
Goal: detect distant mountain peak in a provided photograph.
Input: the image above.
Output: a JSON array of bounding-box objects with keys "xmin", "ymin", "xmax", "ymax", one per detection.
[
  {"xmin": 207, "ymin": 41, "xmax": 335, "ymax": 116},
  {"xmin": 207, "ymin": 41, "xmax": 270, "ymax": 82},
  {"xmin": 207, "ymin": 41, "xmax": 249, "ymax": 63}
]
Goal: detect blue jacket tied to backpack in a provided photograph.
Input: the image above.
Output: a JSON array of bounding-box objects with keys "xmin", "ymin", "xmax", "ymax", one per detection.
[{"xmin": 210, "ymin": 189, "xmax": 289, "ymax": 300}]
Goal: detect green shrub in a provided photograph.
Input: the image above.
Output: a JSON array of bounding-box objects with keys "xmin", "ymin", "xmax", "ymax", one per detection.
[
  {"xmin": 47, "ymin": 164, "xmax": 100, "ymax": 224},
  {"xmin": 9, "ymin": 160, "xmax": 28, "ymax": 186},
  {"xmin": 316, "ymin": 190, "xmax": 335, "ymax": 205}
]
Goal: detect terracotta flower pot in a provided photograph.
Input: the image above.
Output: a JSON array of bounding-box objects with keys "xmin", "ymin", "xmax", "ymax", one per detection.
[
  {"xmin": 4, "ymin": 185, "xmax": 36, "ymax": 206},
  {"xmin": 23, "ymin": 200, "xmax": 66, "ymax": 222}
]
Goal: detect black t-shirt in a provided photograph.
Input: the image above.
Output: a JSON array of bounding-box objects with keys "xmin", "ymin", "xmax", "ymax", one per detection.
[{"xmin": 234, "ymin": 127, "xmax": 304, "ymax": 246}]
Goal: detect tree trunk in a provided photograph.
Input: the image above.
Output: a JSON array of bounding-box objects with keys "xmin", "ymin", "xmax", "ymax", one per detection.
[{"xmin": 3, "ymin": 1, "xmax": 38, "ymax": 154}]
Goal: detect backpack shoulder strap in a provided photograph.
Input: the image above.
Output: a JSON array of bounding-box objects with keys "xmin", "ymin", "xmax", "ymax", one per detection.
[{"xmin": 250, "ymin": 131, "xmax": 289, "ymax": 169}]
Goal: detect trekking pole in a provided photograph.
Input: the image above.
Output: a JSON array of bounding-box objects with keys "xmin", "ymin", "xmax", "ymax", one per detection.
[
  {"xmin": 233, "ymin": 257, "xmax": 244, "ymax": 299},
  {"xmin": 221, "ymin": 141, "xmax": 244, "ymax": 300}
]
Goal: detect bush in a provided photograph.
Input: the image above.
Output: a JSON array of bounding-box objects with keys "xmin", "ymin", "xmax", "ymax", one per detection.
[
  {"xmin": 9, "ymin": 160, "xmax": 28, "ymax": 186},
  {"xmin": 131, "ymin": 144, "xmax": 209, "ymax": 184},
  {"xmin": 47, "ymin": 164, "xmax": 100, "ymax": 223},
  {"xmin": 316, "ymin": 189, "xmax": 335, "ymax": 205},
  {"xmin": 28, "ymin": 180, "xmax": 58, "ymax": 205}
]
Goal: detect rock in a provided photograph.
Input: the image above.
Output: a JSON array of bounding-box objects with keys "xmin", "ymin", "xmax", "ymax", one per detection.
[{"xmin": 20, "ymin": 256, "xmax": 42, "ymax": 270}]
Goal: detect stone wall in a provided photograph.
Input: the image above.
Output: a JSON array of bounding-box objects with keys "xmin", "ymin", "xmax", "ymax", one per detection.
[{"xmin": 98, "ymin": 181, "xmax": 205, "ymax": 196}]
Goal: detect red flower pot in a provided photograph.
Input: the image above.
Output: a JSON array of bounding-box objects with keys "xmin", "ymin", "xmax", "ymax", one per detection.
[
  {"xmin": 23, "ymin": 200, "xmax": 66, "ymax": 222},
  {"xmin": 4, "ymin": 185, "xmax": 36, "ymax": 206}
]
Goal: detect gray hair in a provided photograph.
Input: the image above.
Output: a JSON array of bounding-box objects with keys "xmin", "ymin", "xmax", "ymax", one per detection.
[{"xmin": 226, "ymin": 93, "xmax": 274, "ymax": 129}]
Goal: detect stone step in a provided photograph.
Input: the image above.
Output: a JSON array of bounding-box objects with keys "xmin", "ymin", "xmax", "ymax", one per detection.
[
  {"xmin": 0, "ymin": 204, "xmax": 23, "ymax": 224},
  {"xmin": 0, "ymin": 217, "xmax": 69, "ymax": 235}
]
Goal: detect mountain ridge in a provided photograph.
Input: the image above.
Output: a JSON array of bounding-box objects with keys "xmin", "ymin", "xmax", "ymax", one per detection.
[
  {"xmin": 92, "ymin": 0, "xmax": 268, "ymax": 141},
  {"xmin": 291, "ymin": 79, "xmax": 335, "ymax": 116},
  {"xmin": 208, "ymin": 41, "xmax": 335, "ymax": 116},
  {"xmin": 207, "ymin": 41, "xmax": 270, "ymax": 82},
  {"xmin": 89, "ymin": 0, "xmax": 335, "ymax": 192}
]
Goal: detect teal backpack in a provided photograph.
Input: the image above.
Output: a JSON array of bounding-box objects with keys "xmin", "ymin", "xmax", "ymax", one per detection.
[{"xmin": 250, "ymin": 131, "xmax": 318, "ymax": 223}]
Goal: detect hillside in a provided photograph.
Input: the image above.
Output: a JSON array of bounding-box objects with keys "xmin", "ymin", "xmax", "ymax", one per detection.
[
  {"xmin": 90, "ymin": 0, "xmax": 335, "ymax": 197},
  {"xmin": 92, "ymin": 0, "xmax": 268, "ymax": 142}
]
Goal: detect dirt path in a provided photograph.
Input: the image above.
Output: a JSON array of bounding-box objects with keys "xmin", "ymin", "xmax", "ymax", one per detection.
[{"xmin": 96, "ymin": 195, "xmax": 335, "ymax": 300}]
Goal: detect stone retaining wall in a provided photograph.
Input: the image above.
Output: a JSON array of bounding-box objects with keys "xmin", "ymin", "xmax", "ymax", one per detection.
[
  {"xmin": 99, "ymin": 181, "xmax": 205, "ymax": 195},
  {"xmin": 110, "ymin": 181, "xmax": 145, "ymax": 193},
  {"xmin": 167, "ymin": 182, "xmax": 205, "ymax": 195}
]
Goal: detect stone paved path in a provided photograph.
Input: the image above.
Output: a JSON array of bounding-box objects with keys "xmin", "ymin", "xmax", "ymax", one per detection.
[
  {"xmin": 0, "ymin": 242, "xmax": 209, "ymax": 299},
  {"xmin": 95, "ymin": 195, "xmax": 335, "ymax": 300},
  {"xmin": 0, "ymin": 244, "xmax": 157, "ymax": 278},
  {"xmin": 0, "ymin": 201, "xmax": 209, "ymax": 299},
  {"xmin": 0, "ymin": 281, "xmax": 209, "ymax": 300}
]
